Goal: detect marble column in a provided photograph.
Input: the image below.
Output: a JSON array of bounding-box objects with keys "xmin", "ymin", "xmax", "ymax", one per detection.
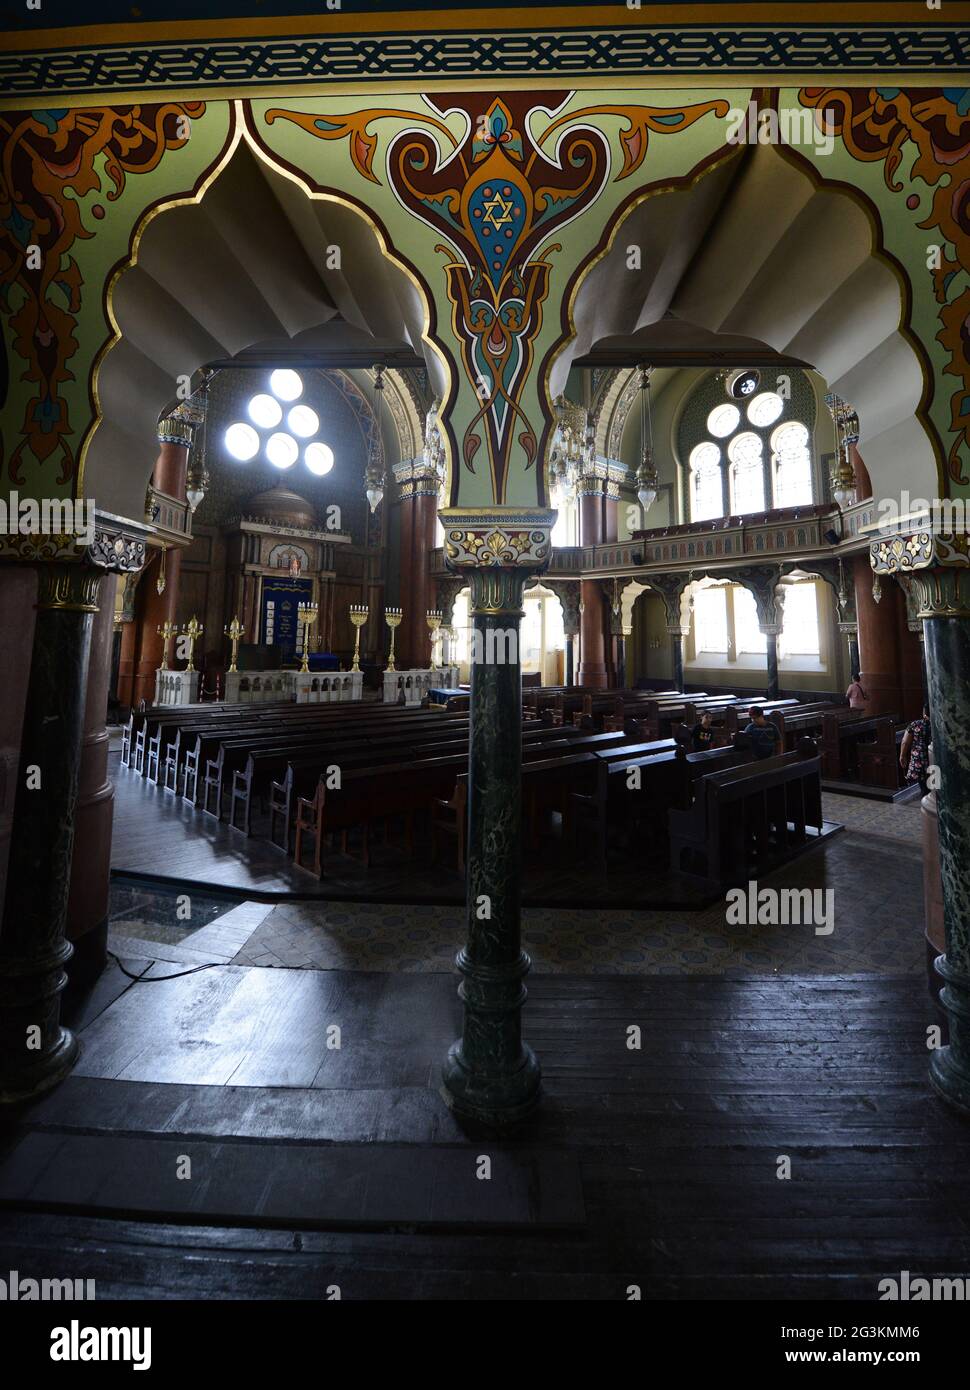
[
  {"xmin": 765, "ymin": 631, "xmax": 780, "ymax": 699},
  {"xmin": 670, "ymin": 631, "xmax": 685, "ymax": 692},
  {"xmin": 439, "ymin": 509, "xmax": 553, "ymax": 1128},
  {"xmin": 0, "ymin": 563, "xmax": 100, "ymax": 1101},
  {"xmin": 871, "ymin": 534, "xmax": 970, "ymax": 1113},
  {"xmin": 649, "ymin": 573, "xmax": 693, "ymax": 695},
  {"xmin": 65, "ymin": 572, "xmax": 118, "ymax": 987}
]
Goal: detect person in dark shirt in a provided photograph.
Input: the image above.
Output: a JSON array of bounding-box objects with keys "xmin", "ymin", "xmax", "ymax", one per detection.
[
  {"xmin": 742, "ymin": 706, "xmax": 781, "ymax": 760},
  {"xmin": 691, "ymin": 711, "xmax": 715, "ymax": 752}
]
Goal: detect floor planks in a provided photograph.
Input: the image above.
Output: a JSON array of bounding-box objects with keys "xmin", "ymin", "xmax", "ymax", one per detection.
[{"xmin": 2, "ymin": 968, "xmax": 970, "ymax": 1297}]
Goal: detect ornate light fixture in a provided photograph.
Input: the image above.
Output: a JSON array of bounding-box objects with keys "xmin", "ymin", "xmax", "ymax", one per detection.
[
  {"xmin": 365, "ymin": 364, "xmax": 387, "ymax": 513},
  {"xmin": 548, "ymin": 394, "xmax": 591, "ymax": 506},
  {"xmin": 826, "ymin": 393, "xmax": 859, "ymax": 508},
  {"xmin": 185, "ymin": 373, "xmax": 213, "ymax": 513},
  {"xmin": 635, "ymin": 366, "xmax": 659, "ymax": 515}
]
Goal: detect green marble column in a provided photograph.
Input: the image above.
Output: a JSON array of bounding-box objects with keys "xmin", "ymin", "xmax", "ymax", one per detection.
[
  {"xmin": 0, "ymin": 563, "xmax": 100, "ymax": 1102},
  {"xmin": 765, "ymin": 631, "xmax": 780, "ymax": 699},
  {"xmin": 439, "ymin": 510, "xmax": 553, "ymax": 1128},
  {"xmin": 872, "ymin": 535, "xmax": 970, "ymax": 1113}
]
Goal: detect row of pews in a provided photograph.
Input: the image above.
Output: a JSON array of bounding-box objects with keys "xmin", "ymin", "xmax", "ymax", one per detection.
[{"xmin": 121, "ymin": 687, "xmax": 843, "ymax": 885}]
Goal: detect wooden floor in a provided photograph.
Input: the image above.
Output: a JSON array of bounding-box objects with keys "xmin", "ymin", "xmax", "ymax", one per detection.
[{"xmin": 1, "ymin": 958, "xmax": 968, "ymax": 1298}]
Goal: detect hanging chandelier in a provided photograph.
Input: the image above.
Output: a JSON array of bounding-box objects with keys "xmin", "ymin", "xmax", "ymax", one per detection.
[
  {"xmin": 365, "ymin": 364, "xmax": 387, "ymax": 513},
  {"xmin": 825, "ymin": 393, "xmax": 859, "ymax": 508},
  {"xmin": 634, "ymin": 365, "xmax": 659, "ymax": 515},
  {"xmin": 549, "ymin": 394, "xmax": 592, "ymax": 505}
]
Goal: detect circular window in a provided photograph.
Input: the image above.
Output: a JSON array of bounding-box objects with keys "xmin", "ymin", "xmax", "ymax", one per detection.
[
  {"xmin": 288, "ymin": 405, "xmax": 320, "ymax": 439},
  {"xmin": 747, "ymin": 391, "xmax": 784, "ymax": 428},
  {"xmin": 707, "ymin": 403, "xmax": 740, "ymax": 438},
  {"xmin": 269, "ymin": 369, "xmax": 303, "ymax": 402},
  {"xmin": 247, "ymin": 393, "xmax": 282, "ymax": 429},
  {"xmin": 304, "ymin": 441, "xmax": 335, "ymax": 476},
  {"xmin": 266, "ymin": 432, "xmax": 298, "ymax": 469},
  {"xmin": 224, "ymin": 422, "xmax": 259, "ymax": 461}
]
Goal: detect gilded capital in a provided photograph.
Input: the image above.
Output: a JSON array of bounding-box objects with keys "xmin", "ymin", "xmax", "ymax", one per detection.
[{"xmin": 870, "ymin": 531, "xmax": 970, "ymax": 620}]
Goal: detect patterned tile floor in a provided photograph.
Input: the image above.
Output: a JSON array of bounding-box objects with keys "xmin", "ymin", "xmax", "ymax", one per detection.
[{"xmin": 108, "ymin": 793, "xmax": 927, "ymax": 977}]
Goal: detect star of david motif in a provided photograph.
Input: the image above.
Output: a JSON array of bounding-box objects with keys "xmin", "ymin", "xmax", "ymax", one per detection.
[{"xmin": 482, "ymin": 193, "xmax": 515, "ymax": 230}]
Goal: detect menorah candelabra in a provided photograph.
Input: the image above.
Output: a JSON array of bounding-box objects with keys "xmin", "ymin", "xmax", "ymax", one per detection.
[
  {"xmin": 181, "ymin": 616, "xmax": 203, "ymax": 672},
  {"xmin": 384, "ymin": 607, "xmax": 403, "ymax": 672},
  {"xmin": 349, "ymin": 604, "xmax": 368, "ymax": 672},
  {"xmin": 224, "ymin": 615, "xmax": 244, "ymax": 673},
  {"xmin": 426, "ymin": 610, "xmax": 443, "ymax": 669},
  {"xmin": 157, "ymin": 620, "xmax": 177, "ymax": 671},
  {"xmin": 298, "ymin": 602, "xmax": 319, "ymax": 673}
]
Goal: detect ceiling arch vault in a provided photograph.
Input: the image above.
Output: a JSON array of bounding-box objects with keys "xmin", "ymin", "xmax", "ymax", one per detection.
[
  {"xmin": 554, "ymin": 139, "xmax": 942, "ymax": 505},
  {"xmin": 81, "ymin": 119, "xmax": 448, "ymax": 522}
]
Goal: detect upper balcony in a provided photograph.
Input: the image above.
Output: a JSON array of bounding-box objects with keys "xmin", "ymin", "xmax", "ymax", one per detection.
[{"xmin": 429, "ymin": 497, "xmax": 877, "ymax": 580}]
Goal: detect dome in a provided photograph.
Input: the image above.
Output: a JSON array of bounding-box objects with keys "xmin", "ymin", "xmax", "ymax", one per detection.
[{"xmin": 247, "ymin": 487, "xmax": 318, "ymax": 530}]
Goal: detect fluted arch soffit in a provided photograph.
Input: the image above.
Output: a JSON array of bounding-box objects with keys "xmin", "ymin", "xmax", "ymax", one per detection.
[
  {"xmin": 82, "ymin": 116, "xmax": 446, "ymax": 523},
  {"xmin": 558, "ymin": 139, "xmax": 941, "ymax": 505}
]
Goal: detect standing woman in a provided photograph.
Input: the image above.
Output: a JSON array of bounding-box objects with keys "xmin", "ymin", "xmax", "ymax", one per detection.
[
  {"xmin": 846, "ymin": 672, "xmax": 868, "ymax": 712},
  {"xmin": 900, "ymin": 705, "xmax": 932, "ymax": 796}
]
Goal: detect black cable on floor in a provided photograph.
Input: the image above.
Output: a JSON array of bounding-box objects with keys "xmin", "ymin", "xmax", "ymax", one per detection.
[{"xmin": 108, "ymin": 950, "xmax": 224, "ymax": 982}]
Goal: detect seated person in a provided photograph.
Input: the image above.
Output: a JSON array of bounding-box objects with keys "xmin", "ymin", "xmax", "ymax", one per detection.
[
  {"xmin": 690, "ymin": 711, "xmax": 715, "ymax": 752},
  {"xmin": 742, "ymin": 706, "xmax": 781, "ymax": 760}
]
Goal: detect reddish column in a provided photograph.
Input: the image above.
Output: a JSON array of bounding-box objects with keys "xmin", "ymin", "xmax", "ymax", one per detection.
[
  {"xmin": 578, "ymin": 485, "xmax": 608, "ymax": 687},
  {"xmin": 411, "ymin": 489, "xmax": 438, "ymax": 669},
  {"xmin": 396, "ymin": 486, "xmax": 415, "ymax": 668},
  {"xmin": 854, "ymin": 554, "xmax": 917, "ymax": 718},
  {"xmin": 851, "ymin": 443, "xmax": 872, "ymax": 501},
  {"xmin": 66, "ymin": 573, "xmax": 117, "ymax": 986},
  {"xmin": 120, "ymin": 428, "xmax": 190, "ymax": 709}
]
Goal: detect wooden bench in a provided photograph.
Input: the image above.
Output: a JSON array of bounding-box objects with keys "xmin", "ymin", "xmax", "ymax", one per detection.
[{"xmin": 668, "ymin": 748, "xmax": 823, "ymax": 883}]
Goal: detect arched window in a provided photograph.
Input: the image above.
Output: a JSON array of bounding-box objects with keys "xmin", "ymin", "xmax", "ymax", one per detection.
[
  {"xmin": 728, "ymin": 432, "xmax": 766, "ymax": 515},
  {"xmin": 678, "ymin": 374, "xmax": 817, "ymax": 522},
  {"xmin": 771, "ymin": 421, "xmax": 813, "ymax": 508},
  {"xmin": 689, "ymin": 442, "xmax": 723, "ymax": 522}
]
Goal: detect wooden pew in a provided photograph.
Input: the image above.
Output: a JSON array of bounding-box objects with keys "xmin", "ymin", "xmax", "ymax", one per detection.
[
  {"xmin": 178, "ymin": 706, "xmax": 467, "ymax": 805},
  {"xmin": 212, "ymin": 712, "xmax": 477, "ymax": 825},
  {"xmin": 820, "ymin": 711, "xmax": 899, "ymax": 782},
  {"xmin": 267, "ymin": 720, "xmax": 574, "ymax": 852},
  {"xmin": 668, "ymin": 748, "xmax": 823, "ymax": 883}
]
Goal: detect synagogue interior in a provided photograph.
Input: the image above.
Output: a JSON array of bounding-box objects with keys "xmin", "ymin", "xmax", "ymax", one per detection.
[{"xmin": 0, "ymin": 0, "xmax": 969, "ymax": 1326}]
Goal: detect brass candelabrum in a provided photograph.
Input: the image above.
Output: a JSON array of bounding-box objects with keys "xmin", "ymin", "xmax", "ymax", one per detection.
[
  {"xmin": 181, "ymin": 616, "xmax": 203, "ymax": 672},
  {"xmin": 224, "ymin": 615, "xmax": 244, "ymax": 673},
  {"xmin": 426, "ymin": 609, "xmax": 443, "ymax": 669},
  {"xmin": 349, "ymin": 604, "xmax": 368, "ymax": 672},
  {"xmin": 157, "ymin": 620, "xmax": 177, "ymax": 671},
  {"xmin": 298, "ymin": 602, "xmax": 319, "ymax": 673},
  {"xmin": 384, "ymin": 607, "xmax": 403, "ymax": 672}
]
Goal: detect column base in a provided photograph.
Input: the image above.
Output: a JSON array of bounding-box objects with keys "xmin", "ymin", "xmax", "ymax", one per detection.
[
  {"xmin": 441, "ymin": 1038, "xmax": 541, "ymax": 1130},
  {"xmin": 577, "ymin": 663, "xmax": 608, "ymax": 689},
  {"xmin": 0, "ymin": 1026, "xmax": 78, "ymax": 1106},
  {"xmin": 928, "ymin": 954, "xmax": 970, "ymax": 1116}
]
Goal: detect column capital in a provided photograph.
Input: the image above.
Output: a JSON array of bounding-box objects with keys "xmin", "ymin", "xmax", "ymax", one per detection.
[
  {"xmin": 439, "ymin": 508, "xmax": 555, "ymax": 574},
  {"xmin": 646, "ymin": 571, "xmax": 693, "ymax": 637},
  {"xmin": 392, "ymin": 455, "xmax": 442, "ymax": 498},
  {"xmin": 156, "ymin": 398, "xmax": 204, "ymax": 447},
  {"xmin": 870, "ymin": 531, "xmax": 970, "ymax": 619}
]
